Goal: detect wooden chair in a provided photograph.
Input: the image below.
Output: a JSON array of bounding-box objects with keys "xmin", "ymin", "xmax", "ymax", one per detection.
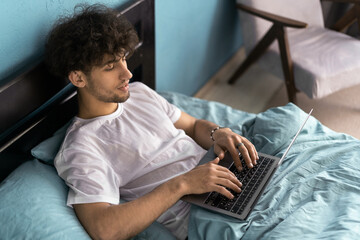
[
  {"xmin": 228, "ymin": 0, "xmax": 360, "ymax": 103},
  {"xmin": 327, "ymin": 0, "xmax": 360, "ymax": 33}
]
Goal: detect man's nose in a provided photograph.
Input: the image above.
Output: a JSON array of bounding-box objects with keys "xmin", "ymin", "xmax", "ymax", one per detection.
[{"xmin": 119, "ymin": 64, "xmax": 133, "ymax": 80}]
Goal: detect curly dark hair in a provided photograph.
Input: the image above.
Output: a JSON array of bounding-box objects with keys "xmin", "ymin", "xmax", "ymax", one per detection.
[{"xmin": 45, "ymin": 4, "xmax": 139, "ymax": 79}]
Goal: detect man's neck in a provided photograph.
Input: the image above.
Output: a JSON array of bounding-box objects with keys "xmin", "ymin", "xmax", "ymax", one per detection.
[{"xmin": 77, "ymin": 92, "xmax": 118, "ymax": 119}]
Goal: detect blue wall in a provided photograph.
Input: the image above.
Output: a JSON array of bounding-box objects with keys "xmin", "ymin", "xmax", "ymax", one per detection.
[
  {"xmin": 0, "ymin": 0, "xmax": 127, "ymax": 85},
  {"xmin": 0, "ymin": 0, "xmax": 242, "ymax": 96},
  {"xmin": 156, "ymin": 0, "xmax": 242, "ymax": 95}
]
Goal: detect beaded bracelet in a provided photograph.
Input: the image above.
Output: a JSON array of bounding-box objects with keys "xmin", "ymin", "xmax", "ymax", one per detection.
[{"xmin": 210, "ymin": 126, "xmax": 225, "ymax": 141}]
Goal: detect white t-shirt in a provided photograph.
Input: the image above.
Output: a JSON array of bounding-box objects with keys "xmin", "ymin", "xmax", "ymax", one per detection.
[{"xmin": 54, "ymin": 82, "xmax": 207, "ymax": 239}]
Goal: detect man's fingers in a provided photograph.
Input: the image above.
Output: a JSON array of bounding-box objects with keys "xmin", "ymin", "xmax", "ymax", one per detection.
[
  {"xmin": 211, "ymin": 177, "xmax": 242, "ymax": 199},
  {"xmin": 229, "ymin": 143, "xmax": 243, "ymax": 170},
  {"xmin": 210, "ymin": 157, "xmax": 220, "ymax": 164},
  {"xmin": 205, "ymin": 161, "xmax": 242, "ymax": 188},
  {"xmin": 213, "ymin": 145, "xmax": 225, "ymax": 160},
  {"xmin": 215, "ymin": 170, "xmax": 242, "ymax": 188},
  {"xmin": 210, "ymin": 127, "xmax": 259, "ymax": 171},
  {"xmin": 194, "ymin": 158, "xmax": 245, "ymax": 199},
  {"xmin": 213, "ymin": 185, "xmax": 234, "ymax": 199},
  {"xmin": 247, "ymin": 142, "xmax": 259, "ymax": 165},
  {"xmin": 216, "ymin": 176, "xmax": 242, "ymax": 191},
  {"xmin": 237, "ymin": 143, "xmax": 253, "ymax": 168},
  {"xmin": 236, "ymin": 139, "xmax": 259, "ymax": 169}
]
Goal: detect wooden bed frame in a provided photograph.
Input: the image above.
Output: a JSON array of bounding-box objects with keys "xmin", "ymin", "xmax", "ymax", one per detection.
[{"xmin": 0, "ymin": 0, "xmax": 155, "ymax": 182}]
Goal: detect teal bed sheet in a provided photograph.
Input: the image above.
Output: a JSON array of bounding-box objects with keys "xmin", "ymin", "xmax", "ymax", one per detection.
[
  {"xmin": 1, "ymin": 91, "xmax": 359, "ymax": 239},
  {"xmin": 162, "ymin": 92, "xmax": 360, "ymax": 240}
]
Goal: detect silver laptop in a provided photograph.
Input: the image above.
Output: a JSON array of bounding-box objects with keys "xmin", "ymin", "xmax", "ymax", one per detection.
[{"xmin": 182, "ymin": 109, "xmax": 313, "ymax": 220}]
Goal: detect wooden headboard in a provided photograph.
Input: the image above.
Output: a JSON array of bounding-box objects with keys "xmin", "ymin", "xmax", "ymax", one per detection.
[{"xmin": 0, "ymin": 0, "xmax": 155, "ymax": 182}]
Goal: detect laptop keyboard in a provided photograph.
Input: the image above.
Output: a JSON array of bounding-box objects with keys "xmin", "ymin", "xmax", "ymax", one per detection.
[{"xmin": 203, "ymin": 155, "xmax": 275, "ymax": 215}]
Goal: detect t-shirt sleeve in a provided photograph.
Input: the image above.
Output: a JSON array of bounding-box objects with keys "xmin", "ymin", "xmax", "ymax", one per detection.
[
  {"xmin": 155, "ymin": 93, "xmax": 181, "ymax": 123},
  {"xmin": 135, "ymin": 82, "xmax": 181, "ymax": 123},
  {"xmin": 55, "ymin": 146, "xmax": 120, "ymax": 207}
]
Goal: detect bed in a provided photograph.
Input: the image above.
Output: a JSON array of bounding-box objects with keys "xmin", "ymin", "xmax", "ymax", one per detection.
[{"xmin": 0, "ymin": 0, "xmax": 359, "ymax": 239}]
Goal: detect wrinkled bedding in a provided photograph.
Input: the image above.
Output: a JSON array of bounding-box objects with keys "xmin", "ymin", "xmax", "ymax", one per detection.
[
  {"xmin": 161, "ymin": 92, "xmax": 360, "ymax": 240},
  {"xmin": 1, "ymin": 91, "xmax": 359, "ymax": 240}
]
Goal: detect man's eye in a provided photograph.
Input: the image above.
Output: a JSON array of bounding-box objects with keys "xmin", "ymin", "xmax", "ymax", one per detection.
[{"xmin": 105, "ymin": 64, "xmax": 114, "ymax": 71}]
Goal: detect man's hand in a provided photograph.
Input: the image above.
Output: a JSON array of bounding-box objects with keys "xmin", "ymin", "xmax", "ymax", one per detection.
[
  {"xmin": 174, "ymin": 111, "xmax": 259, "ymax": 171},
  {"xmin": 73, "ymin": 156, "xmax": 243, "ymax": 240},
  {"xmin": 178, "ymin": 157, "xmax": 242, "ymax": 199},
  {"xmin": 212, "ymin": 127, "xmax": 259, "ymax": 171}
]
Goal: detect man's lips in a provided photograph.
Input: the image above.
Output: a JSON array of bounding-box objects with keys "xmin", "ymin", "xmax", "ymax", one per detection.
[{"xmin": 118, "ymin": 84, "xmax": 129, "ymax": 91}]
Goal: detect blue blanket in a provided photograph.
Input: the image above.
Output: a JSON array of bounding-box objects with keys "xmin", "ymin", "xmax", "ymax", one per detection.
[
  {"xmin": 1, "ymin": 91, "xmax": 359, "ymax": 240},
  {"xmin": 161, "ymin": 92, "xmax": 360, "ymax": 239}
]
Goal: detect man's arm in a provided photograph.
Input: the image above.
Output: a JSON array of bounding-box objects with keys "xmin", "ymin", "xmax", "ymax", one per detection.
[
  {"xmin": 73, "ymin": 155, "xmax": 241, "ymax": 240},
  {"xmin": 73, "ymin": 111, "xmax": 256, "ymax": 240},
  {"xmin": 73, "ymin": 176, "xmax": 183, "ymax": 240},
  {"xmin": 174, "ymin": 111, "xmax": 259, "ymax": 170}
]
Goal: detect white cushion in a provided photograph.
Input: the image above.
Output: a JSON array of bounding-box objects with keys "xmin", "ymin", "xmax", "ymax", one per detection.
[
  {"xmin": 258, "ymin": 26, "xmax": 360, "ymax": 98},
  {"xmin": 237, "ymin": 0, "xmax": 360, "ymax": 99}
]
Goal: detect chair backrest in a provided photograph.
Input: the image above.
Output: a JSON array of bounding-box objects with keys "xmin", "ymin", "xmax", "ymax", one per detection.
[{"xmin": 238, "ymin": 0, "xmax": 324, "ymax": 52}]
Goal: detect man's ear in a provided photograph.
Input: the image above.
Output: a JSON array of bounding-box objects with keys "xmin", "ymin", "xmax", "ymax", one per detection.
[{"xmin": 68, "ymin": 71, "xmax": 86, "ymax": 88}]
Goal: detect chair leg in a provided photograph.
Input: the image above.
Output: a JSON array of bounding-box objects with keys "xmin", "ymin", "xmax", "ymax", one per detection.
[
  {"xmin": 276, "ymin": 26, "xmax": 297, "ymax": 103},
  {"xmin": 228, "ymin": 25, "xmax": 277, "ymax": 84}
]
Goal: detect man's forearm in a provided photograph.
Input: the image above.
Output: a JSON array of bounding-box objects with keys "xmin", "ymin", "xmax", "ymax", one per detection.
[
  {"xmin": 192, "ymin": 119, "xmax": 224, "ymax": 150},
  {"xmin": 74, "ymin": 176, "xmax": 187, "ymax": 240},
  {"xmin": 173, "ymin": 112, "xmax": 227, "ymax": 150},
  {"xmin": 192, "ymin": 118, "xmax": 259, "ymax": 170}
]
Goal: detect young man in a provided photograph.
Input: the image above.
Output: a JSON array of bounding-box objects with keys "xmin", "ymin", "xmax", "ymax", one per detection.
[{"xmin": 46, "ymin": 4, "xmax": 258, "ymax": 240}]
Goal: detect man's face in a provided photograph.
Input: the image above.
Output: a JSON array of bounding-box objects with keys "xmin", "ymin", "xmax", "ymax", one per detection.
[{"xmin": 84, "ymin": 53, "xmax": 133, "ymax": 103}]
